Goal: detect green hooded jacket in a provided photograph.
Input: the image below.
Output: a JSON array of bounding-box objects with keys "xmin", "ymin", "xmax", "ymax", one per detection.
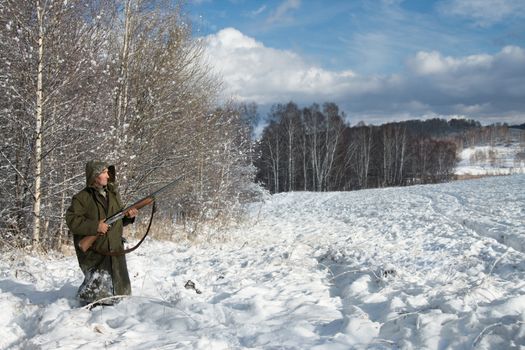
[{"xmin": 66, "ymin": 160, "xmax": 133, "ymax": 303}]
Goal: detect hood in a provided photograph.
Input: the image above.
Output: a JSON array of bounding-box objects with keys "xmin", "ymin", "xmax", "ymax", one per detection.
[{"xmin": 85, "ymin": 160, "xmax": 115, "ymax": 187}]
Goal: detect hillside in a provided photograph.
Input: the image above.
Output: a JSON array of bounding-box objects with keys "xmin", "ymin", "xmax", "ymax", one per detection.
[
  {"xmin": 455, "ymin": 143, "xmax": 525, "ymax": 176},
  {"xmin": 1, "ymin": 175, "xmax": 524, "ymax": 349},
  {"xmin": 455, "ymin": 127, "xmax": 525, "ymax": 177}
]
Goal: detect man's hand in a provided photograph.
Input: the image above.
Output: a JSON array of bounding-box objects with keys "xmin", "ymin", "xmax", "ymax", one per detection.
[
  {"xmin": 125, "ymin": 208, "xmax": 139, "ymax": 219},
  {"xmin": 97, "ymin": 220, "xmax": 109, "ymax": 235}
]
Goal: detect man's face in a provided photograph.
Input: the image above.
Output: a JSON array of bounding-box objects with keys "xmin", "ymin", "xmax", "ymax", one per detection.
[{"xmin": 94, "ymin": 168, "xmax": 109, "ymax": 187}]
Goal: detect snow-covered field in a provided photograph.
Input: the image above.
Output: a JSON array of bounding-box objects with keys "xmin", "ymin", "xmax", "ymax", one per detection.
[
  {"xmin": 456, "ymin": 143, "xmax": 525, "ymax": 176},
  {"xmin": 1, "ymin": 175, "xmax": 525, "ymax": 349}
]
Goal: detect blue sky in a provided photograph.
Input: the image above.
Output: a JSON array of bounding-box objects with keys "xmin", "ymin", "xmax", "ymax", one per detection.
[{"xmin": 187, "ymin": 0, "xmax": 525, "ymax": 125}]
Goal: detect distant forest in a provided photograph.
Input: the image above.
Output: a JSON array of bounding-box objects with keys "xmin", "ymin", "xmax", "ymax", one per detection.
[{"xmin": 253, "ymin": 101, "xmax": 520, "ymax": 193}]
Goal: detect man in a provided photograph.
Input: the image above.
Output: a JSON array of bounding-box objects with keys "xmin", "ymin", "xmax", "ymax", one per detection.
[{"xmin": 66, "ymin": 160, "xmax": 138, "ymax": 305}]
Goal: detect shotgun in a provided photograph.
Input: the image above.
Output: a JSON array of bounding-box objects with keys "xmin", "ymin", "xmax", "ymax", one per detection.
[{"xmin": 78, "ymin": 176, "xmax": 182, "ymax": 253}]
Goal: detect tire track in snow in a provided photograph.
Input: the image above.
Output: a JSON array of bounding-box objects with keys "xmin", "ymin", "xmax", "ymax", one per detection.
[
  {"xmin": 306, "ymin": 179, "xmax": 525, "ymax": 348},
  {"xmin": 417, "ymin": 189, "xmax": 525, "ymax": 254}
]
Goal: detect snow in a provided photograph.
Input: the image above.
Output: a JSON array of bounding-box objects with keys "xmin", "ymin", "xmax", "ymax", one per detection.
[
  {"xmin": 1, "ymin": 175, "xmax": 525, "ymax": 349},
  {"xmin": 455, "ymin": 143, "xmax": 525, "ymax": 176}
]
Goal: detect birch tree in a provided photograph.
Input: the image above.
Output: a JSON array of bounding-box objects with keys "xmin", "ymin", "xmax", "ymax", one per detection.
[
  {"xmin": 0, "ymin": 0, "xmax": 112, "ymax": 247},
  {"xmin": 257, "ymin": 121, "xmax": 282, "ymax": 193},
  {"xmin": 354, "ymin": 125, "xmax": 373, "ymax": 189},
  {"xmin": 380, "ymin": 124, "xmax": 407, "ymax": 187},
  {"xmin": 2, "ymin": 0, "xmax": 257, "ymax": 248},
  {"xmin": 302, "ymin": 103, "xmax": 344, "ymax": 191}
]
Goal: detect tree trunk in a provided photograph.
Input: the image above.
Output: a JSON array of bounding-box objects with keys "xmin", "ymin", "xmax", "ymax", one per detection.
[{"xmin": 32, "ymin": 1, "xmax": 45, "ymax": 247}]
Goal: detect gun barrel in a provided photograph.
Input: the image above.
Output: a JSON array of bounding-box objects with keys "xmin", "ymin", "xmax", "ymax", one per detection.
[{"xmin": 105, "ymin": 212, "xmax": 125, "ymax": 225}]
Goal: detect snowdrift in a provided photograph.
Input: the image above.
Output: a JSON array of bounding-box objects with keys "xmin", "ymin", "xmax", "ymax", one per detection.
[{"xmin": 1, "ymin": 175, "xmax": 524, "ymax": 349}]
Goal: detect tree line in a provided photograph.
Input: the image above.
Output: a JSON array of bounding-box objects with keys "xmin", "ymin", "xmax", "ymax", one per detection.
[
  {"xmin": 254, "ymin": 102, "xmax": 460, "ymax": 193},
  {"xmin": 0, "ymin": 0, "xmax": 256, "ymax": 250}
]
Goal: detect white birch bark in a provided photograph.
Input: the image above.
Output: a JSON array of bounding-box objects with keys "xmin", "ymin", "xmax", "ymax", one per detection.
[{"xmin": 32, "ymin": 1, "xmax": 45, "ymax": 246}]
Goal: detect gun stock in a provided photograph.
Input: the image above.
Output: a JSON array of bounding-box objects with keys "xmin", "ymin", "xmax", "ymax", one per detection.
[{"xmin": 78, "ymin": 235, "xmax": 97, "ymax": 253}]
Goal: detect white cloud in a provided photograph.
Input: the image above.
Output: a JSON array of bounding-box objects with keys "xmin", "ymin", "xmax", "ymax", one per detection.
[
  {"xmin": 266, "ymin": 0, "xmax": 301, "ymax": 25},
  {"xmin": 407, "ymin": 46, "xmax": 525, "ymax": 86},
  {"xmin": 409, "ymin": 50, "xmax": 493, "ymax": 75},
  {"xmin": 438, "ymin": 0, "xmax": 525, "ymax": 26},
  {"xmin": 204, "ymin": 28, "xmax": 525, "ymax": 124},
  {"xmin": 454, "ymin": 103, "xmax": 492, "ymax": 114},
  {"xmin": 204, "ymin": 28, "xmax": 358, "ymax": 103},
  {"xmin": 251, "ymin": 5, "xmax": 267, "ymax": 17}
]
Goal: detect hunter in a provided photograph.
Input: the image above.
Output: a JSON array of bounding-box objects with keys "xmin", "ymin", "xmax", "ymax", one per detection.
[{"xmin": 66, "ymin": 160, "xmax": 138, "ymax": 305}]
